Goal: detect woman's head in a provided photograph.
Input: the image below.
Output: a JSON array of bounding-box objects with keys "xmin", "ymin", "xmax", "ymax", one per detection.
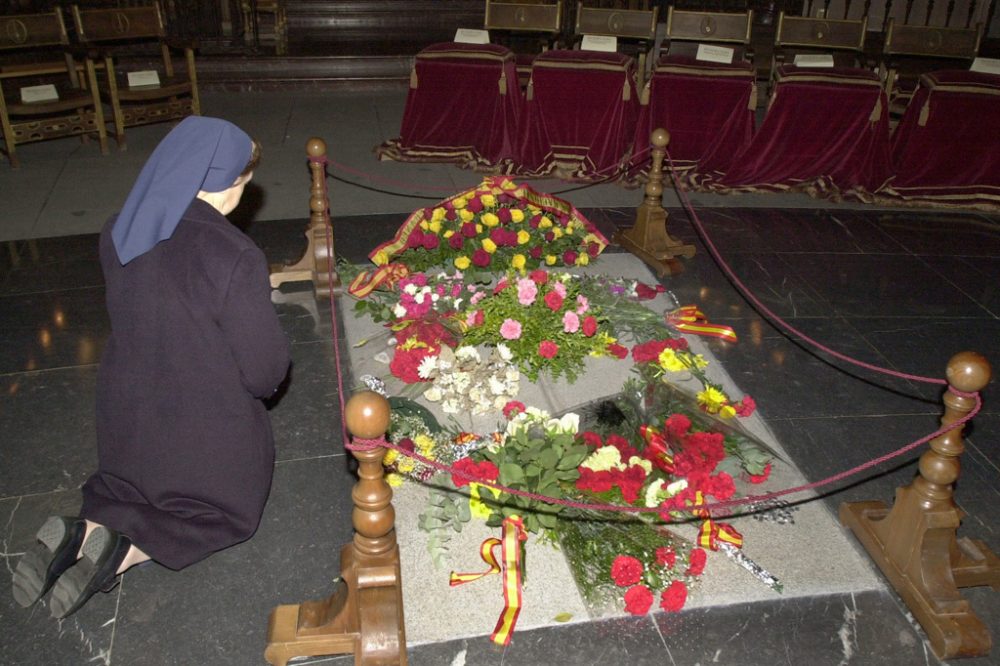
[
  {"xmin": 198, "ymin": 137, "xmax": 262, "ymax": 215},
  {"xmin": 112, "ymin": 117, "xmax": 260, "ymax": 264}
]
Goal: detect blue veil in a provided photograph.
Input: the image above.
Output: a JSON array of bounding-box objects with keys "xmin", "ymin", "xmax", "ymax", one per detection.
[{"xmin": 111, "ymin": 116, "xmax": 253, "ymax": 265}]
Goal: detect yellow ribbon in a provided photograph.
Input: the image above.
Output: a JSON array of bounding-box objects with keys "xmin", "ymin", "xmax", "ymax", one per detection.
[
  {"xmin": 639, "ymin": 424, "xmax": 674, "ymax": 473},
  {"xmin": 449, "ymin": 516, "xmax": 527, "ymax": 646},
  {"xmin": 347, "ymin": 262, "xmax": 409, "ymax": 298},
  {"xmin": 691, "ymin": 491, "xmax": 744, "ymax": 551},
  {"xmin": 666, "ymin": 305, "xmax": 738, "ymax": 343}
]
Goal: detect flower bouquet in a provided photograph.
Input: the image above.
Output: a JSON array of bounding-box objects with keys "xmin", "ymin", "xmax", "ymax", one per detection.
[{"xmin": 367, "ymin": 177, "xmax": 610, "ymax": 273}]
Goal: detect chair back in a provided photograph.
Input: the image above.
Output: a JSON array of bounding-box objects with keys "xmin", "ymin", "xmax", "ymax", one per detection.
[
  {"xmin": 485, "ymin": 0, "xmax": 563, "ymax": 35},
  {"xmin": 772, "ymin": 12, "xmax": 867, "ymax": 70},
  {"xmin": 575, "ymin": 3, "xmax": 658, "ymax": 41},
  {"xmin": 664, "ymin": 8, "xmax": 753, "ymax": 62},
  {"xmin": 882, "ymin": 19, "xmax": 982, "ymax": 59},
  {"xmin": 72, "ymin": 4, "xmax": 167, "ymax": 45},
  {"xmin": 1, "ymin": 11, "xmax": 71, "ymax": 51}
]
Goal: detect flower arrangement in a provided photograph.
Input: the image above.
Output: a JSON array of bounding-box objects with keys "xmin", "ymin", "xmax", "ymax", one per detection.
[
  {"xmin": 417, "ymin": 344, "xmax": 521, "ymax": 415},
  {"xmin": 367, "ymin": 177, "xmax": 610, "ymax": 274},
  {"xmin": 461, "ymin": 270, "xmax": 627, "ymax": 382}
]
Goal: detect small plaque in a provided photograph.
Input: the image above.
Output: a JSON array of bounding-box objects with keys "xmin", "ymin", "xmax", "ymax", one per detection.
[
  {"xmin": 128, "ymin": 70, "xmax": 161, "ymax": 88},
  {"xmin": 695, "ymin": 44, "xmax": 735, "ymax": 64},
  {"xmin": 794, "ymin": 54, "xmax": 835, "ymax": 68},
  {"xmin": 454, "ymin": 28, "xmax": 490, "ymax": 44},
  {"xmin": 20, "ymin": 84, "xmax": 59, "ymax": 104},
  {"xmin": 970, "ymin": 57, "xmax": 1000, "ymax": 75},
  {"xmin": 581, "ymin": 35, "xmax": 617, "ymax": 53}
]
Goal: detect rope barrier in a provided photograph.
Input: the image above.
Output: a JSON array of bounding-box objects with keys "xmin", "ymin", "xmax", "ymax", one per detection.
[{"xmin": 313, "ymin": 147, "xmax": 981, "ymax": 520}]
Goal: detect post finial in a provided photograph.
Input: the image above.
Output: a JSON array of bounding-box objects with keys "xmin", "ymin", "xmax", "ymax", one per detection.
[
  {"xmin": 306, "ymin": 137, "xmax": 327, "ymax": 158},
  {"xmin": 946, "ymin": 351, "xmax": 991, "ymax": 393},
  {"xmin": 345, "ymin": 391, "xmax": 390, "ymax": 439},
  {"xmin": 650, "ymin": 128, "xmax": 670, "ymax": 148}
]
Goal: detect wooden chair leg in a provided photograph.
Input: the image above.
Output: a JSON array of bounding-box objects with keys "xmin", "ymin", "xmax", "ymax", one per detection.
[{"xmin": 841, "ymin": 351, "xmax": 1000, "ymax": 660}]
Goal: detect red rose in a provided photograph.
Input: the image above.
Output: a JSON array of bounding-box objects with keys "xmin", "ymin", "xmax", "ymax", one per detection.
[
  {"xmin": 562, "ymin": 250, "xmax": 578, "ymax": 265},
  {"xmin": 406, "ymin": 230, "xmax": 425, "ymax": 249},
  {"xmin": 660, "ymin": 580, "xmax": 687, "ymax": 612},
  {"xmin": 445, "ymin": 209, "xmax": 457, "ymax": 220},
  {"xmin": 623, "ymin": 585, "xmax": 654, "ymax": 615},
  {"xmin": 529, "ymin": 269, "xmax": 548, "ymax": 285},
  {"xmin": 461, "ymin": 221, "xmax": 477, "ymax": 238},
  {"xmin": 686, "ymin": 548, "xmax": 707, "ymax": 576},
  {"xmin": 655, "ymin": 547, "xmax": 676, "ymax": 569},
  {"xmin": 543, "ymin": 291, "xmax": 564, "ymax": 311},
  {"xmin": 529, "ymin": 214, "xmax": 542, "ymax": 229},
  {"xmin": 587, "ymin": 241, "xmax": 601, "ymax": 258},
  {"xmin": 497, "ymin": 207, "xmax": 512, "ymax": 223},
  {"xmin": 538, "ymin": 340, "xmax": 559, "ymax": 359},
  {"xmin": 422, "ymin": 234, "xmax": 439, "ymax": 250},
  {"xmin": 489, "ymin": 228, "xmax": 506, "ymax": 245},
  {"xmin": 529, "ymin": 245, "xmax": 543, "ymax": 259},
  {"xmin": 502, "ymin": 400, "xmax": 525, "ymax": 420},
  {"xmin": 472, "ymin": 249, "xmax": 491, "ymax": 267},
  {"xmin": 545, "ymin": 231, "xmax": 555, "ymax": 242},
  {"xmin": 467, "ymin": 197, "xmax": 484, "ymax": 213},
  {"xmin": 451, "ymin": 457, "xmax": 499, "ymax": 488},
  {"xmin": 635, "ymin": 282, "xmax": 660, "ymax": 300},
  {"xmin": 448, "ymin": 233, "xmax": 464, "ymax": 250},
  {"xmin": 610, "ymin": 555, "xmax": 643, "ymax": 587},
  {"xmin": 747, "ymin": 462, "xmax": 772, "ymax": 484}
]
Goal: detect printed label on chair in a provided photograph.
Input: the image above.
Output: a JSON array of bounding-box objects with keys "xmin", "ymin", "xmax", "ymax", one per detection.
[
  {"xmin": 695, "ymin": 44, "xmax": 735, "ymax": 64},
  {"xmin": 128, "ymin": 70, "xmax": 161, "ymax": 88},
  {"xmin": 455, "ymin": 28, "xmax": 490, "ymax": 44},
  {"xmin": 970, "ymin": 57, "xmax": 1000, "ymax": 75},
  {"xmin": 20, "ymin": 84, "xmax": 59, "ymax": 104},
  {"xmin": 793, "ymin": 54, "xmax": 834, "ymax": 68},
  {"xmin": 581, "ymin": 35, "xmax": 617, "ymax": 52}
]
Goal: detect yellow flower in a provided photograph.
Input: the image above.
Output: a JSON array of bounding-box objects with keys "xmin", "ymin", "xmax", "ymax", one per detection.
[
  {"xmin": 552, "ymin": 227, "xmax": 564, "ymax": 240},
  {"xmin": 373, "ymin": 250, "xmax": 389, "ymax": 266},
  {"xmin": 697, "ymin": 386, "xmax": 729, "ymax": 414},
  {"xmin": 443, "ymin": 229, "xmax": 455, "ymax": 238},
  {"xmin": 386, "ymin": 473, "xmax": 403, "ymax": 487},
  {"xmin": 516, "ymin": 229, "xmax": 531, "ymax": 245},
  {"xmin": 545, "ymin": 254, "xmax": 557, "ymax": 265},
  {"xmin": 482, "ymin": 238, "xmax": 497, "ymax": 253},
  {"xmin": 459, "ymin": 209, "xmax": 475, "ymax": 222},
  {"xmin": 397, "ymin": 456, "xmax": 415, "ymax": 473},
  {"xmin": 455, "ymin": 256, "xmax": 471, "ymax": 270},
  {"xmin": 453, "ymin": 196, "xmax": 468, "ymax": 209},
  {"xmin": 575, "ymin": 253, "xmax": 589, "ymax": 266},
  {"xmin": 501, "ymin": 180, "xmax": 517, "ymax": 190},
  {"xmin": 538, "ymin": 216, "xmax": 553, "ymax": 229},
  {"xmin": 414, "ymin": 434, "xmax": 435, "ymax": 456},
  {"xmin": 469, "ymin": 483, "xmax": 500, "ymax": 520},
  {"xmin": 476, "ymin": 223, "xmax": 483, "ymax": 234},
  {"xmin": 419, "ymin": 220, "xmax": 430, "ymax": 231},
  {"xmin": 583, "ymin": 233, "xmax": 601, "ymax": 244},
  {"xmin": 510, "ymin": 209, "xmax": 525, "ymax": 223},
  {"xmin": 432, "ymin": 207, "xmax": 446, "ymax": 222},
  {"xmin": 428, "ymin": 219, "xmax": 442, "ymax": 234},
  {"xmin": 383, "ymin": 448, "xmax": 399, "ymax": 465},
  {"xmin": 658, "ymin": 348, "xmax": 687, "ymax": 372},
  {"xmin": 565, "ymin": 222, "xmax": 574, "ymax": 234},
  {"xmin": 692, "ymin": 354, "xmax": 709, "ymax": 370},
  {"xmin": 481, "ymin": 212, "xmax": 500, "ymax": 227},
  {"xmin": 481, "ymin": 194, "xmax": 496, "ymax": 208},
  {"xmin": 528, "ymin": 204, "xmax": 541, "ymax": 214},
  {"xmin": 511, "ymin": 254, "xmax": 526, "ymax": 270},
  {"xmin": 719, "ymin": 405, "xmax": 737, "ymax": 419}
]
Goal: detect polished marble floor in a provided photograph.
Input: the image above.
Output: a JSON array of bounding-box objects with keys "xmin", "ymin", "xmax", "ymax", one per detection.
[{"xmin": 1, "ymin": 90, "xmax": 999, "ymax": 665}]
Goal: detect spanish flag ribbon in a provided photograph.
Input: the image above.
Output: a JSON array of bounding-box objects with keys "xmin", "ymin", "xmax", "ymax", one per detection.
[
  {"xmin": 449, "ymin": 516, "xmax": 527, "ymax": 646},
  {"xmin": 347, "ymin": 262, "xmax": 409, "ymax": 298},
  {"xmin": 691, "ymin": 491, "xmax": 744, "ymax": 551},
  {"xmin": 666, "ymin": 305, "xmax": 738, "ymax": 343},
  {"xmin": 639, "ymin": 424, "xmax": 674, "ymax": 473}
]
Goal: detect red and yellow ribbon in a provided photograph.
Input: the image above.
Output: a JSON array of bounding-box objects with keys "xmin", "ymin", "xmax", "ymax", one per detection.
[
  {"xmin": 666, "ymin": 305, "xmax": 738, "ymax": 343},
  {"xmin": 347, "ymin": 262, "xmax": 409, "ymax": 298},
  {"xmin": 449, "ymin": 515, "xmax": 527, "ymax": 646},
  {"xmin": 639, "ymin": 424, "xmax": 674, "ymax": 473},
  {"xmin": 690, "ymin": 491, "xmax": 744, "ymax": 551}
]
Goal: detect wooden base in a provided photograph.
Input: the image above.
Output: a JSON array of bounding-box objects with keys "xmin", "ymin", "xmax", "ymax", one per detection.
[
  {"xmin": 265, "ymin": 542, "xmax": 407, "ymax": 666},
  {"xmin": 840, "ymin": 496, "xmax": 1000, "ymax": 659},
  {"xmin": 269, "ymin": 222, "xmax": 339, "ymax": 298},
  {"xmin": 613, "ymin": 204, "xmax": 695, "ymax": 278}
]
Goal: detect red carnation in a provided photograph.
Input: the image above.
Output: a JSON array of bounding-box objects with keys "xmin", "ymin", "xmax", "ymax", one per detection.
[
  {"xmin": 655, "ymin": 547, "xmax": 676, "ymax": 569},
  {"xmin": 607, "ymin": 343, "xmax": 628, "ymax": 359},
  {"xmin": 623, "ymin": 585, "xmax": 654, "ymax": 615},
  {"xmin": 538, "ymin": 340, "xmax": 559, "ymax": 359},
  {"xmin": 529, "ymin": 269, "xmax": 548, "ymax": 285},
  {"xmin": 502, "ymin": 400, "xmax": 525, "ymax": 420},
  {"xmin": 582, "ymin": 316, "xmax": 598, "ymax": 337},
  {"xmin": 747, "ymin": 462, "xmax": 772, "ymax": 484},
  {"xmin": 406, "ymin": 230, "xmax": 425, "ymax": 249},
  {"xmin": 543, "ymin": 291, "xmax": 564, "ymax": 311},
  {"xmin": 472, "ymin": 249, "xmax": 491, "ymax": 267},
  {"xmin": 610, "ymin": 555, "xmax": 643, "ymax": 587},
  {"xmin": 663, "ymin": 414, "xmax": 691, "ymax": 439},
  {"xmin": 451, "ymin": 457, "xmax": 499, "ymax": 488},
  {"xmin": 529, "ymin": 245, "xmax": 543, "ymax": 260},
  {"xmin": 686, "ymin": 548, "xmax": 707, "ymax": 576},
  {"xmin": 576, "ymin": 467, "xmax": 616, "ymax": 494},
  {"xmin": 497, "ymin": 207, "xmax": 512, "ymax": 223},
  {"xmin": 580, "ymin": 431, "xmax": 603, "ymax": 447},
  {"xmin": 735, "ymin": 395, "xmax": 757, "ymax": 417},
  {"xmin": 660, "ymin": 580, "xmax": 688, "ymax": 612},
  {"xmin": 489, "ymin": 228, "xmax": 506, "ymax": 245}
]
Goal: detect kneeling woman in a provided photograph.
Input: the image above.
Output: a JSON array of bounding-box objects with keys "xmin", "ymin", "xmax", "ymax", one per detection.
[{"xmin": 12, "ymin": 116, "xmax": 291, "ymax": 618}]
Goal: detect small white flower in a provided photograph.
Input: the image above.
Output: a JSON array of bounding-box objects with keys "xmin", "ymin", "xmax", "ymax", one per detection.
[
  {"xmin": 423, "ymin": 386, "xmax": 443, "ymax": 402},
  {"xmin": 431, "ymin": 293, "xmax": 440, "ymax": 302},
  {"xmin": 488, "ymin": 376, "xmax": 508, "ymax": 395},
  {"xmin": 644, "ymin": 479, "xmax": 665, "ymax": 508},
  {"xmin": 392, "ymin": 303, "xmax": 407, "ymax": 319},
  {"xmin": 628, "ymin": 456, "xmax": 653, "ymax": 474},
  {"xmin": 665, "ymin": 479, "xmax": 688, "ymax": 497},
  {"xmin": 496, "ymin": 343, "xmax": 513, "ymax": 361},
  {"xmin": 417, "ymin": 356, "xmax": 438, "ymax": 379},
  {"xmin": 414, "ymin": 292, "xmax": 426, "ymax": 305},
  {"xmin": 403, "ymin": 284, "xmax": 418, "ymax": 295},
  {"xmin": 453, "ymin": 298, "xmax": 463, "ymax": 309}
]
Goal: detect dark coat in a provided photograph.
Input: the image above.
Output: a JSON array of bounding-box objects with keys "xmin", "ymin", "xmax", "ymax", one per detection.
[{"xmin": 81, "ymin": 199, "xmax": 291, "ymax": 570}]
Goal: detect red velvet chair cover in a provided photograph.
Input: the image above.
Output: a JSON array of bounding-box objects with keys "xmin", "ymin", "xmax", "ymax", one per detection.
[
  {"xmin": 711, "ymin": 65, "xmax": 892, "ymax": 198},
  {"xmin": 376, "ymin": 43, "xmax": 523, "ymax": 170},
  {"xmin": 883, "ymin": 70, "xmax": 1000, "ymax": 209},
  {"xmin": 515, "ymin": 49, "xmax": 638, "ymax": 180},
  {"xmin": 628, "ymin": 54, "xmax": 756, "ymax": 184}
]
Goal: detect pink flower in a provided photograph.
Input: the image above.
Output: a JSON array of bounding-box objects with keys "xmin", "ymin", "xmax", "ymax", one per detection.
[
  {"xmin": 552, "ymin": 281, "xmax": 567, "ymax": 298},
  {"xmin": 610, "ymin": 555, "xmax": 643, "ymax": 587},
  {"xmin": 582, "ymin": 316, "xmax": 598, "ymax": 337},
  {"xmin": 576, "ymin": 295, "xmax": 589, "ymax": 314},
  {"xmin": 544, "ymin": 291, "xmax": 564, "ymax": 311},
  {"xmin": 516, "ymin": 277, "xmax": 538, "ymax": 305},
  {"xmin": 500, "ymin": 318, "xmax": 523, "ymax": 340},
  {"xmin": 538, "ymin": 340, "xmax": 559, "ymax": 359},
  {"xmin": 623, "ymin": 585, "xmax": 654, "ymax": 615},
  {"xmin": 502, "ymin": 401, "xmax": 526, "ymax": 419},
  {"xmin": 465, "ymin": 309, "xmax": 484, "ymax": 327},
  {"xmin": 562, "ymin": 310, "xmax": 580, "ymax": 333}
]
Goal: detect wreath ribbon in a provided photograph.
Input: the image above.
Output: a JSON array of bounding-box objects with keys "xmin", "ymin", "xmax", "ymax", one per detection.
[
  {"xmin": 639, "ymin": 424, "xmax": 674, "ymax": 473},
  {"xmin": 347, "ymin": 262, "xmax": 409, "ymax": 298},
  {"xmin": 691, "ymin": 491, "xmax": 744, "ymax": 551},
  {"xmin": 666, "ymin": 305, "xmax": 738, "ymax": 343},
  {"xmin": 449, "ymin": 515, "xmax": 527, "ymax": 646}
]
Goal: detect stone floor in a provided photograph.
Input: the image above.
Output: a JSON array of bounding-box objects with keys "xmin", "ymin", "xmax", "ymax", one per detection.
[{"xmin": 1, "ymin": 90, "xmax": 999, "ymax": 665}]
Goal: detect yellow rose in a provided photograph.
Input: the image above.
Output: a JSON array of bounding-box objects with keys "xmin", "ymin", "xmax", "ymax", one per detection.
[
  {"xmin": 552, "ymin": 227, "xmax": 564, "ymax": 239},
  {"xmin": 459, "ymin": 209, "xmax": 475, "ymax": 222},
  {"xmin": 482, "ymin": 238, "xmax": 497, "ymax": 253},
  {"xmin": 501, "ymin": 180, "xmax": 517, "ymax": 190},
  {"xmin": 455, "ymin": 256, "xmax": 471, "ymax": 270},
  {"xmin": 516, "ymin": 229, "xmax": 531, "ymax": 245},
  {"xmin": 432, "ymin": 207, "xmax": 446, "ymax": 222},
  {"xmin": 476, "ymin": 223, "xmax": 483, "ymax": 234},
  {"xmin": 443, "ymin": 229, "xmax": 455, "ymax": 238},
  {"xmin": 538, "ymin": 216, "xmax": 553, "ymax": 229},
  {"xmin": 373, "ymin": 250, "xmax": 389, "ymax": 266},
  {"xmin": 419, "ymin": 220, "xmax": 430, "ymax": 231},
  {"xmin": 565, "ymin": 222, "xmax": 574, "ymax": 234},
  {"xmin": 481, "ymin": 194, "xmax": 496, "ymax": 208},
  {"xmin": 510, "ymin": 209, "xmax": 525, "ymax": 223},
  {"xmin": 658, "ymin": 348, "xmax": 687, "ymax": 372},
  {"xmin": 545, "ymin": 254, "xmax": 557, "ymax": 265},
  {"xmin": 481, "ymin": 212, "xmax": 500, "ymax": 227},
  {"xmin": 511, "ymin": 254, "xmax": 526, "ymax": 270},
  {"xmin": 428, "ymin": 219, "xmax": 442, "ymax": 234},
  {"xmin": 575, "ymin": 253, "xmax": 589, "ymax": 266},
  {"xmin": 453, "ymin": 197, "xmax": 468, "ymax": 209}
]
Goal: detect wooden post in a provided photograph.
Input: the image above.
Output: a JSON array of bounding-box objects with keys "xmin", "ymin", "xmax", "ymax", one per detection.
[
  {"xmin": 269, "ymin": 137, "xmax": 340, "ymax": 298},
  {"xmin": 840, "ymin": 351, "xmax": 1000, "ymax": 660},
  {"xmin": 265, "ymin": 391, "xmax": 407, "ymax": 666},
  {"xmin": 612, "ymin": 128, "xmax": 696, "ymax": 277}
]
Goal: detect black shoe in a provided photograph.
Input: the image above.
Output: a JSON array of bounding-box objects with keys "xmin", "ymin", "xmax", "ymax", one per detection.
[
  {"xmin": 49, "ymin": 526, "xmax": 132, "ymax": 619},
  {"xmin": 11, "ymin": 516, "xmax": 86, "ymax": 608}
]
